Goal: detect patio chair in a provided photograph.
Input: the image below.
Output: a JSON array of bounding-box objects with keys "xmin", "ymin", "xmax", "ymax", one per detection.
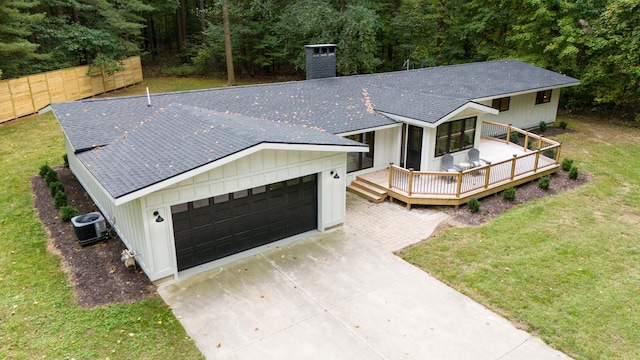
[
  {"xmin": 441, "ymin": 154, "xmax": 461, "ymax": 181},
  {"xmin": 468, "ymin": 148, "xmax": 491, "ymax": 168}
]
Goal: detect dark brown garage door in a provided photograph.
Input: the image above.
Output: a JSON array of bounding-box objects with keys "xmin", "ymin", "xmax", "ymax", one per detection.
[{"xmin": 172, "ymin": 174, "xmax": 317, "ymax": 271}]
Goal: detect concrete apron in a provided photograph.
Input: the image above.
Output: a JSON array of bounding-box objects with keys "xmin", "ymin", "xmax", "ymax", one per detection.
[{"xmin": 158, "ymin": 227, "xmax": 571, "ymax": 360}]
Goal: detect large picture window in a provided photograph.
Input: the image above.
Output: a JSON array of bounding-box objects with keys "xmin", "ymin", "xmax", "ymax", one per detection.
[
  {"xmin": 346, "ymin": 132, "xmax": 375, "ymax": 173},
  {"xmin": 435, "ymin": 117, "xmax": 476, "ymax": 157}
]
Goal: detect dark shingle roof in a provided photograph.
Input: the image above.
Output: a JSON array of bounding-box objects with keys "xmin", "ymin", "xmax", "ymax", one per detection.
[
  {"xmin": 52, "ymin": 59, "xmax": 579, "ymax": 199},
  {"xmin": 75, "ymin": 104, "xmax": 365, "ymax": 198}
]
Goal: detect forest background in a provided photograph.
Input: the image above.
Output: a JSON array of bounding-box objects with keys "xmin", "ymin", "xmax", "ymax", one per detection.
[{"xmin": 1, "ymin": 0, "xmax": 638, "ymax": 121}]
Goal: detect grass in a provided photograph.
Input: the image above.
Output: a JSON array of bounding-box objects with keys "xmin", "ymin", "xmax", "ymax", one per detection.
[
  {"xmin": 402, "ymin": 118, "xmax": 640, "ymax": 359},
  {"xmin": 0, "ymin": 79, "xmax": 220, "ymax": 358}
]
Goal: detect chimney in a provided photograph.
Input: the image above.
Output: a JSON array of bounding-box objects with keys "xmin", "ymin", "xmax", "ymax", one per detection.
[{"xmin": 305, "ymin": 44, "xmax": 337, "ymax": 80}]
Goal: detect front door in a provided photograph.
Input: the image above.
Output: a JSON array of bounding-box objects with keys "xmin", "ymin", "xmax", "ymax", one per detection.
[{"xmin": 403, "ymin": 124, "xmax": 423, "ymax": 171}]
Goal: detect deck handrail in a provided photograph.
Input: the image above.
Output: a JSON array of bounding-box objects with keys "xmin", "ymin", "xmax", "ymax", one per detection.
[{"xmin": 388, "ymin": 121, "xmax": 561, "ymax": 198}]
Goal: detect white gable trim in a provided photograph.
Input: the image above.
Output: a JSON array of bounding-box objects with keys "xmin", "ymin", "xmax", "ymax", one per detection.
[
  {"xmin": 112, "ymin": 142, "xmax": 365, "ymax": 206},
  {"xmin": 433, "ymin": 102, "xmax": 498, "ymax": 127},
  {"xmin": 336, "ymin": 122, "xmax": 402, "ymax": 137},
  {"xmin": 377, "ymin": 102, "xmax": 498, "ymax": 129}
]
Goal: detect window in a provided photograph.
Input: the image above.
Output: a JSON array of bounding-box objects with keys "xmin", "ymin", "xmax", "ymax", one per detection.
[
  {"xmin": 232, "ymin": 190, "xmax": 248, "ymax": 199},
  {"xmin": 192, "ymin": 199, "xmax": 210, "ymax": 209},
  {"xmin": 435, "ymin": 117, "xmax": 476, "ymax": 157},
  {"xmin": 213, "ymin": 194, "xmax": 230, "ymax": 204},
  {"xmin": 491, "ymin": 97, "xmax": 510, "ymax": 111},
  {"xmin": 171, "ymin": 203, "xmax": 188, "ymax": 214},
  {"xmin": 251, "ymin": 186, "xmax": 266, "ymax": 195},
  {"xmin": 346, "ymin": 132, "xmax": 375, "ymax": 173},
  {"xmin": 536, "ymin": 90, "xmax": 552, "ymax": 104}
]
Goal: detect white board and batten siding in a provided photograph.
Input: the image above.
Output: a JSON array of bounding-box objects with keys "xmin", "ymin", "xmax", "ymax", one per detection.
[
  {"xmin": 141, "ymin": 148, "xmax": 347, "ymax": 281},
  {"xmin": 481, "ymin": 90, "xmax": 562, "ymax": 130},
  {"xmin": 344, "ymin": 126, "xmax": 401, "ymax": 184},
  {"xmin": 65, "ymin": 139, "xmax": 148, "ymax": 274}
]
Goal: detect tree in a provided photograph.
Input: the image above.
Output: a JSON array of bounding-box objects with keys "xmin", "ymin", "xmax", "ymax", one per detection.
[
  {"xmin": 275, "ymin": 0, "xmax": 382, "ymax": 75},
  {"xmin": 584, "ymin": 0, "xmax": 640, "ymax": 119},
  {"xmin": 28, "ymin": 0, "xmax": 153, "ymax": 76},
  {"xmin": 222, "ymin": 0, "xmax": 236, "ymax": 85},
  {"xmin": 0, "ymin": 1, "xmax": 46, "ymax": 78}
]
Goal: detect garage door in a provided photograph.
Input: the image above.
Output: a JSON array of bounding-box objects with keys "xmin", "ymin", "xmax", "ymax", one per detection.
[{"xmin": 171, "ymin": 174, "xmax": 317, "ymax": 271}]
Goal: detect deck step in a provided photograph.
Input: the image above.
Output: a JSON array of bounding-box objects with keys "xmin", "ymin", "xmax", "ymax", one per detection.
[{"xmin": 347, "ymin": 179, "xmax": 387, "ymax": 203}]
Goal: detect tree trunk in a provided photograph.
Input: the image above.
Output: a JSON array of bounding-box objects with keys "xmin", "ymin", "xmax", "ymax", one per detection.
[
  {"xmin": 199, "ymin": 0, "xmax": 206, "ymax": 45},
  {"xmin": 222, "ymin": 0, "xmax": 236, "ymax": 86}
]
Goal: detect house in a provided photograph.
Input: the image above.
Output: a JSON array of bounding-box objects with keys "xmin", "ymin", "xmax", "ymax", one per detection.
[{"xmin": 51, "ymin": 45, "xmax": 579, "ymax": 282}]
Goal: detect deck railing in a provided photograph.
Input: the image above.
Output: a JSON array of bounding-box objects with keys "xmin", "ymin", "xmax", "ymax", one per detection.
[{"xmin": 388, "ymin": 121, "xmax": 561, "ymax": 198}]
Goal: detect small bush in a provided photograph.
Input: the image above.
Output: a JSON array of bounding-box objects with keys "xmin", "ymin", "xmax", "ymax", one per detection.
[
  {"xmin": 543, "ymin": 149, "xmax": 556, "ymax": 159},
  {"xmin": 559, "ymin": 120, "xmax": 568, "ymax": 129},
  {"xmin": 39, "ymin": 164, "xmax": 53, "ymax": 178},
  {"xmin": 561, "ymin": 158, "xmax": 574, "ymax": 171},
  {"xmin": 60, "ymin": 206, "xmax": 79, "ymax": 222},
  {"xmin": 468, "ymin": 198, "xmax": 480, "ymax": 213},
  {"xmin": 44, "ymin": 170, "xmax": 58, "ymax": 186},
  {"xmin": 539, "ymin": 121, "xmax": 548, "ymax": 132},
  {"xmin": 538, "ymin": 175, "xmax": 551, "ymax": 190},
  {"xmin": 509, "ymin": 132, "xmax": 519, "ymax": 144},
  {"xmin": 63, "ymin": 154, "xmax": 69, "ymax": 167},
  {"xmin": 503, "ymin": 187, "xmax": 516, "ymax": 202},
  {"xmin": 54, "ymin": 190, "xmax": 67, "ymax": 209},
  {"xmin": 49, "ymin": 181, "xmax": 64, "ymax": 197},
  {"xmin": 568, "ymin": 166, "xmax": 579, "ymax": 180}
]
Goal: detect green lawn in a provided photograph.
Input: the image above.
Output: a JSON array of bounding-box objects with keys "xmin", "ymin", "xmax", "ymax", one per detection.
[{"xmin": 402, "ymin": 118, "xmax": 640, "ymax": 359}]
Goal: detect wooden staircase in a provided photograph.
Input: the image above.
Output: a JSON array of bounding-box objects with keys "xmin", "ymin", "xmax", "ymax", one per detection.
[{"xmin": 347, "ymin": 176, "xmax": 388, "ymax": 203}]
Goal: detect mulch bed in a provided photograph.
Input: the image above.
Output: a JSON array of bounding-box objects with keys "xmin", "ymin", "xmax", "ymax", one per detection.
[
  {"xmin": 32, "ymin": 166, "xmax": 156, "ymax": 308},
  {"xmin": 31, "ymin": 127, "xmax": 587, "ymax": 306},
  {"xmin": 449, "ymin": 170, "xmax": 589, "ymax": 226}
]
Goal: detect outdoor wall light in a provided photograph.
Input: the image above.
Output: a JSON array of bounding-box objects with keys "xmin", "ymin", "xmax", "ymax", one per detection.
[
  {"xmin": 153, "ymin": 211, "xmax": 164, "ymax": 223},
  {"xmin": 330, "ymin": 170, "xmax": 340, "ymax": 179}
]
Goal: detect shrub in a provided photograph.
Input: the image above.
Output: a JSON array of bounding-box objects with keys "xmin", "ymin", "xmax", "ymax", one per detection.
[
  {"xmin": 568, "ymin": 166, "xmax": 579, "ymax": 180},
  {"xmin": 539, "ymin": 121, "xmax": 548, "ymax": 132},
  {"xmin": 509, "ymin": 132, "xmax": 519, "ymax": 144},
  {"xmin": 503, "ymin": 187, "xmax": 516, "ymax": 202},
  {"xmin": 543, "ymin": 149, "xmax": 556, "ymax": 159},
  {"xmin": 63, "ymin": 154, "xmax": 69, "ymax": 167},
  {"xmin": 60, "ymin": 206, "xmax": 79, "ymax": 222},
  {"xmin": 49, "ymin": 181, "xmax": 64, "ymax": 197},
  {"xmin": 559, "ymin": 120, "xmax": 568, "ymax": 129},
  {"xmin": 467, "ymin": 198, "xmax": 480, "ymax": 213},
  {"xmin": 538, "ymin": 175, "xmax": 551, "ymax": 190},
  {"xmin": 39, "ymin": 164, "xmax": 53, "ymax": 178},
  {"xmin": 44, "ymin": 169, "xmax": 58, "ymax": 186},
  {"xmin": 561, "ymin": 158, "xmax": 574, "ymax": 171},
  {"xmin": 54, "ymin": 190, "xmax": 67, "ymax": 209}
]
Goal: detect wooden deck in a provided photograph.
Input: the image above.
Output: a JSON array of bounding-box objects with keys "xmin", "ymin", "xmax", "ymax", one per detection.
[{"xmin": 354, "ymin": 135, "xmax": 560, "ymax": 209}]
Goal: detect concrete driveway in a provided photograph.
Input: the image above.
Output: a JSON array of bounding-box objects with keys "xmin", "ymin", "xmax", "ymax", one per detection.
[{"xmin": 158, "ymin": 200, "xmax": 571, "ymax": 360}]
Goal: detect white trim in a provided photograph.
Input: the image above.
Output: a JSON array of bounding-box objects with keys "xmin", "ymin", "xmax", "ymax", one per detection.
[
  {"xmin": 377, "ymin": 102, "xmax": 498, "ymax": 129},
  {"xmin": 337, "ymin": 123, "xmax": 402, "ymax": 137},
  {"xmin": 113, "ymin": 142, "xmax": 363, "ymax": 205},
  {"xmin": 472, "ymin": 83, "xmax": 580, "ymax": 102}
]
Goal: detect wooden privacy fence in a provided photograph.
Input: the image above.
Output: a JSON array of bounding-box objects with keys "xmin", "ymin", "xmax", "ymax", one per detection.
[{"xmin": 0, "ymin": 56, "xmax": 143, "ymax": 123}]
